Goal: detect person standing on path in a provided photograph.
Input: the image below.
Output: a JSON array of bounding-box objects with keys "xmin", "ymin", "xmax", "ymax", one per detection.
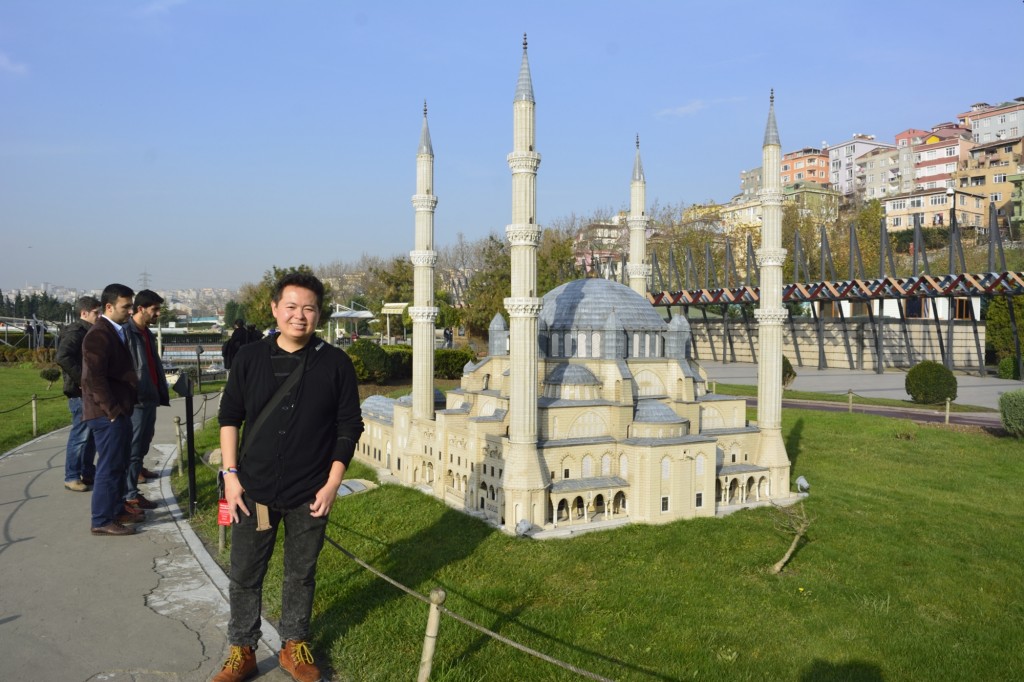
[
  {"xmin": 81, "ymin": 283, "xmax": 140, "ymax": 537},
  {"xmin": 55, "ymin": 295, "xmax": 102, "ymax": 492},
  {"xmin": 123, "ymin": 289, "xmax": 170, "ymax": 512},
  {"xmin": 212, "ymin": 273, "xmax": 364, "ymax": 682}
]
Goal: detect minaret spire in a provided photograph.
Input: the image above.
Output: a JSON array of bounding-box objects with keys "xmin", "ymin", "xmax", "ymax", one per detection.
[
  {"xmin": 627, "ymin": 134, "xmax": 650, "ymax": 296},
  {"xmin": 514, "ymin": 33, "xmax": 535, "ymax": 103},
  {"xmin": 754, "ymin": 89, "xmax": 792, "ymax": 489},
  {"xmin": 504, "ymin": 35, "xmax": 546, "ymax": 532},
  {"xmin": 410, "ymin": 101, "xmax": 439, "ymax": 422}
]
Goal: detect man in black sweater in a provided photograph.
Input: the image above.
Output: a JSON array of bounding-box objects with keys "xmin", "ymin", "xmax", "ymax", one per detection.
[
  {"xmin": 213, "ymin": 273, "xmax": 364, "ymax": 682},
  {"xmin": 55, "ymin": 295, "xmax": 101, "ymax": 491}
]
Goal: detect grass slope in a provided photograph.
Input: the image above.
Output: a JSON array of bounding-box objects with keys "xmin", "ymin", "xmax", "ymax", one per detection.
[{"xmin": 179, "ymin": 409, "xmax": 1024, "ymax": 681}]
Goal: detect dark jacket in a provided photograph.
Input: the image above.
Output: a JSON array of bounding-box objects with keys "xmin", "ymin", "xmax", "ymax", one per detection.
[
  {"xmin": 218, "ymin": 335, "xmax": 364, "ymax": 509},
  {"xmin": 55, "ymin": 319, "xmax": 92, "ymax": 398},
  {"xmin": 125, "ymin": 319, "xmax": 170, "ymax": 407},
  {"xmin": 81, "ymin": 317, "xmax": 138, "ymax": 421},
  {"xmin": 222, "ymin": 326, "xmax": 249, "ymax": 370}
]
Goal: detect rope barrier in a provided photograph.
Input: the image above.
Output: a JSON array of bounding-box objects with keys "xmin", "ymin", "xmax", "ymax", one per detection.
[
  {"xmin": 321, "ymin": 534, "xmax": 616, "ymax": 681},
  {"xmin": 185, "ymin": 442, "xmax": 616, "ymax": 681}
]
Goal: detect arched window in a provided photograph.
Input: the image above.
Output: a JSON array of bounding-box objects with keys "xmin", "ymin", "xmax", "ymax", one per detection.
[
  {"xmin": 619, "ymin": 454, "xmax": 629, "ymax": 479},
  {"xmin": 632, "ymin": 332, "xmax": 640, "ymax": 357},
  {"xmin": 565, "ymin": 332, "xmax": 572, "ymax": 357},
  {"xmin": 591, "ymin": 332, "xmax": 601, "ymax": 358},
  {"xmin": 661, "ymin": 457, "xmax": 671, "ymax": 480},
  {"xmin": 582, "ymin": 455, "xmax": 593, "ymax": 477},
  {"xmin": 578, "ymin": 332, "xmax": 587, "ymax": 358},
  {"xmin": 601, "ymin": 454, "xmax": 611, "ymax": 476},
  {"xmin": 695, "ymin": 454, "xmax": 706, "ymax": 477}
]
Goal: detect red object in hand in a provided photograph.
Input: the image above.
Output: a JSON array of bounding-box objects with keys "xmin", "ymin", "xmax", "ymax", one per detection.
[{"xmin": 218, "ymin": 499, "xmax": 231, "ymax": 526}]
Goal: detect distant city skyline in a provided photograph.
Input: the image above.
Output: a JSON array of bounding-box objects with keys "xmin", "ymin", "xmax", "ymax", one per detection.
[{"xmin": 2, "ymin": 0, "xmax": 1021, "ymax": 292}]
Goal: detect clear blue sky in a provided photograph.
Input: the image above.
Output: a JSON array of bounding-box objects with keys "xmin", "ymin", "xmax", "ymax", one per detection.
[{"xmin": 2, "ymin": 0, "xmax": 1020, "ymax": 293}]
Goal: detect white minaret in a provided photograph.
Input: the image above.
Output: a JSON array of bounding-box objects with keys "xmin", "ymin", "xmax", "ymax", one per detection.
[
  {"xmin": 754, "ymin": 91, "xmax": 792, "ymax": 489},
  {"xmin": 503, "ymin": 34, "xmax": 547, "ymax": 531},
  {"xmin": 627, "ymin": 135, "xmax": 651, "ymax": 297},
  {"xmin": 410, "ymin": 101, "xmax": 438, "ymax": 422}
]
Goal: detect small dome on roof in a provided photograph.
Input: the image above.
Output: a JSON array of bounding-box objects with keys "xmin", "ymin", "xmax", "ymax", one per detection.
[
  {"xmin": 634, "ymin": 399, "xmax": 683, "ymax": 423},
  {"xmin": 544, "ymin": 363, "xmax": 600, "ymax": 386}
]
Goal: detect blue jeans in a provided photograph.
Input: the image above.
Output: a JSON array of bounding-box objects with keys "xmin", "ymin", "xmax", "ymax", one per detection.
[
  {"xmin": 64, "ymin": 397, "xmax": 96, "ymax": 483},
  {"xmin": 88, "ymin": 415, "xmax": 131, "ymax": 528},
  {"xmin": 227, "ymin": 493, "xmax": 329, "ymax": 647},
  {"xmin": 126, "ymin": 403, "xmax": 157, "ymax": 501}
]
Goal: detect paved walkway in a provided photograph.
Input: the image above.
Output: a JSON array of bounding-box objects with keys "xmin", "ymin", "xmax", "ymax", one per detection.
[{"xmin": 0, "ymin": 395, "xmax": 294, "ymax": 682}]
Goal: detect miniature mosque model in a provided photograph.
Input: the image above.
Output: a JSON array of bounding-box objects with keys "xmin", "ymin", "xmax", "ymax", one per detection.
[{"xmin": 355, "ymin": 37, "xmax": 795, "ymax": 535}]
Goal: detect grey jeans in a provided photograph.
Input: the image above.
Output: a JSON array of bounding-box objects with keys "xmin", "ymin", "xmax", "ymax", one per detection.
[{"xmin": 227, "ymin": 493, "xmax": 329, "ymax": 647}]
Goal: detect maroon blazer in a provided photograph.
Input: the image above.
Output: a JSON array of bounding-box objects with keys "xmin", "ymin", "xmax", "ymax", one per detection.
[{"xmin": 82, "ymin": 316, "xmax": 138, "ymax": 421}]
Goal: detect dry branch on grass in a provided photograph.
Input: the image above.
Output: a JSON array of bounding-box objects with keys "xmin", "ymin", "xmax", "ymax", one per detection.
[{"xmin": 771, "ymin": 501, "xmax": 813, "ymax": 574}]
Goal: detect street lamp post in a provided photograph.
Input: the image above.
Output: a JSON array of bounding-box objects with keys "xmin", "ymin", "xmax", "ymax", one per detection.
[
  {"xmin": 196, "ymin": 345, "xmax": 204, "ymax": 394},
  {"xmin": 945, "ymin": 187, "xmax": 956, "ymax": 370}
]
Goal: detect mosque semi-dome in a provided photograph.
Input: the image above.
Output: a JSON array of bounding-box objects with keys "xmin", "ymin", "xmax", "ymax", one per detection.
[{"xmin": 540, "ymin": 278, "xmax": 666, "ymax": 332}]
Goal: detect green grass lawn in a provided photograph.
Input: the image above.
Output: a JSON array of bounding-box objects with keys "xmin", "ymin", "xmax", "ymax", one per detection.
[
  {"xmin": 175, "ymin": 408, "xmax": 1024, "ymax": 681},
  {"xmin": 0, "ymin": 363, "xmax": 74, "ymax": 452}
]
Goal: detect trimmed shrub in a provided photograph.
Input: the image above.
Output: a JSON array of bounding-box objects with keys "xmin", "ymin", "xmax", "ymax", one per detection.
[
  {"xmin": 39, "ymin": 366, "xmax": 61, "ymax": 389},
  {"xmin": 435, "ymin": 348, "xmax": 476, "ymax": 380},
  {"xmin": 348, "ymin": 353, "xmax": 368, "ymax": 384},
  {"xmin": 997, "ymin": 356, "xmax": 1021, "ymax": 380},
  {"xmin": 346, "ymin": 339, "xmax": 389, "ymax": 384},
  {"xmin": 383, "ymin": 345, "xmax": 413, "ymax": 381},
  {"xmin": 999, "ymin": 389, "xmax": 1024, "ymax": 438},
  {"xmin": 905, "ymin": 360, "xmax": 958, "ymax": 404},
  {"xmin": 782, "ymin": 355, "xmax": 797, "ymax": 389}
]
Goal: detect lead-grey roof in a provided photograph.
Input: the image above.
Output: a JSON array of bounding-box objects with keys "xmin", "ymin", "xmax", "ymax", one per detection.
[
  {"xmin": 632, "ymin": 136, "xmax": 645, "ymax": 182},
  {"xmin": 361, "ymin": 395, "xmax": 396, "ymax": 423},
  {"xmin": 540, "ymin": 278, "xmax": 666, "ymax": 331},
  {"xmin": 551, "ymin": 476, "xmax": 629, "ymax": 494},
  {"xmin": 634, "ymin": 399, "xmax": 684, "ymax": 423},
  {"xmin": 514, "ymin": 35, "xmax": 534, "ymax": 103},
  {"xmin": 418, "ymin": 102, "xmax": 433, "ymax": 155},
  {"xmin": 764, "ymin": 90, "xmax": 780, "ymax": 147},
  {"xmin": 544, "ymin": 363, "xmax": 601, "ymax": 386}
]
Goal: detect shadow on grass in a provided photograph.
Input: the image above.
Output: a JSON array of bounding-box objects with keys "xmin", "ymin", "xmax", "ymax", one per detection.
[
  {"xmin": 786, "ymin": 416, "xmax": 805, "ymax": 473},
  {"xmin": 800, "ymin": 658, "xmax": 884, "ymax": 681}
]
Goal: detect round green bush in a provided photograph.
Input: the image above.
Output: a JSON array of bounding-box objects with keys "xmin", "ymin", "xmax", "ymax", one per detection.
[
  {"xmin": 997, "ymin": 356, "xmax": 1021, "ymax": 380},
  {"xmin": 904, "ymin": 360, "xmax": 958, "ymax": 404},
  {"xmin": 1000, "ymin": 389, "xmax": 1024, "ymax": 438},
  {"xmin": 346, "ymin": 339, "xmax": 389, "ymax": 384},
  {"xmin": 435, "ymin": 348, "xmax": 476, "ymax": 379},
  {"xmin": 782, "ymin": 355, "xmax": 797, "ymax": 389},
  {"xmin": 39, "ymin": 367, "xmax": 61, "ymax": 388}
]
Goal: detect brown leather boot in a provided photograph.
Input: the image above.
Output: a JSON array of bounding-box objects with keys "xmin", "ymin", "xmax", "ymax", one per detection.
[
  {"xmin": 278, "ymin": 640, "xmax": 322, "ymax": 682},
  {"xmin": 212, "ymin": 645, "xmax": 256, "ymax": 682}
]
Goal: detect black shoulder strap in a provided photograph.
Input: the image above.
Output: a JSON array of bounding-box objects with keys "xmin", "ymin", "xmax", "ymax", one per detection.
[
  {"xmin": 237, "ymin": 348, "xmax": 304, "ymax": 463},
  {"xmin": 238, "ymin": 338, "xmax": 326, "ymax": 463}
]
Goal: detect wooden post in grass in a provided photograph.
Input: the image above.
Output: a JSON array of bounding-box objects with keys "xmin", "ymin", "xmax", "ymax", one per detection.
[
  {"xmin": 848, "ymin": 389, "xmax": 853, "ymax": 413},
  {"xmin": 31, "ymin": 394, "xmax": 38, "ymax": 437},
  {"xmin": 945, "ymin": 398, "xmax": 950, "ymax": 425},
  {"xmin": 173, "ymin": 416, "xmax": 183, "ymax": 476},
  {"xmin": 418, "ymin": 588, "xmax": 447, "ymax": 682}
]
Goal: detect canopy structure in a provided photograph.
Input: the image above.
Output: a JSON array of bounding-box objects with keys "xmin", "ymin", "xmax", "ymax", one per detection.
[
  {"xmin": 328, "ymin": 305, "xmax": 375, "ymax": 341},
  {"xmin": 380, "ymin": 302, "xmax": 410, "ymax": 343}
]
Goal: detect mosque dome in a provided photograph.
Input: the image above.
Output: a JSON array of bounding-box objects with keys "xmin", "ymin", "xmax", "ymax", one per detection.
[
  {"xmin": 544, "ymin": 363, "xmax": 601, "ymax": 387},
  {"xmin": 634, "ymin": 399, "xmax": 684, "ymax": 423},
  {"xmin": 542, "ymin": 362, "xmax": 603, "ymax": 401},
  {"xmin": 540, "ymin": 278, "xmax": 666, "ymax": 332}
]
